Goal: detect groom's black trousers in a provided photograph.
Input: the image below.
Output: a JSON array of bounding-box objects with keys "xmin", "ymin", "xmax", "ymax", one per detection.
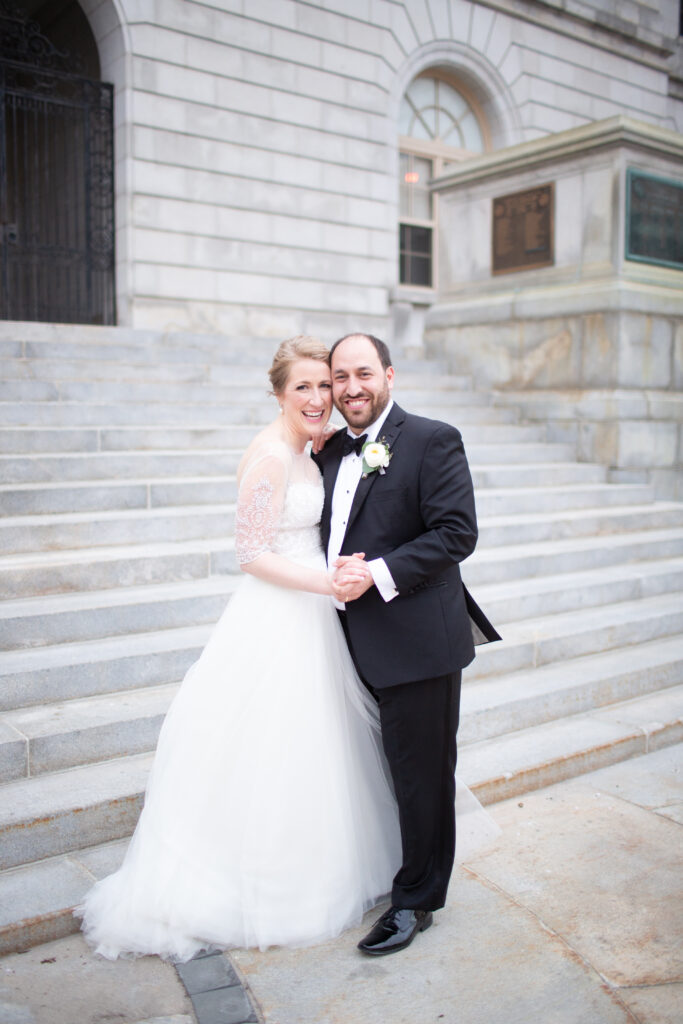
[{"xmin": 338, "ymin": 611, "xmax": 462, "ymax": 912}]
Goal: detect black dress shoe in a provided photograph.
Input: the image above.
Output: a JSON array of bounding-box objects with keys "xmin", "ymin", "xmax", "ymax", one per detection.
[{"xmin": 357, "ymin": 906, "xmax": 433, "ymax": 956}]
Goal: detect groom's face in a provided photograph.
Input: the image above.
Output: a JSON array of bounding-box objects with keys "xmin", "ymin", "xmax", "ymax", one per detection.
[{"xmin": 331, "ymin": 335, "xmax": 394, "ymax": 434}]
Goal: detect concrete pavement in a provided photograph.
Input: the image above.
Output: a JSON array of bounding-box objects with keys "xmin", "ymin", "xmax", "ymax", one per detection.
[{"xmin": 1, "ymin": 743, "xmax": 681, "ymax": 1024}]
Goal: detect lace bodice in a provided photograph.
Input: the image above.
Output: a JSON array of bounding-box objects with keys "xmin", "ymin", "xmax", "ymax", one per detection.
[{"xmin": 235, "ymin": 441, "xmax": 323, "ymax": 565}]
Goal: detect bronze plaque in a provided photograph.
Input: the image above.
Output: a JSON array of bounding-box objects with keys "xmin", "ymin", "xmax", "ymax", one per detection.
[
  {"xmin": 492, "ymin": 183, "xmax": 554, "ymax": 274},
  {"xmin": 626, "ymin": 169, "xmax": 683, "ymax": 270}
]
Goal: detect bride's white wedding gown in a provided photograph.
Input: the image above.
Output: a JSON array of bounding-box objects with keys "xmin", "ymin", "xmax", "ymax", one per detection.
[
  {"xmin": 78, "ymin": 442, "xmax": 402, "ymax": 960},
  {"xmin": 78, "ymin": 440, "xmax": 498, "ymax": 960}
]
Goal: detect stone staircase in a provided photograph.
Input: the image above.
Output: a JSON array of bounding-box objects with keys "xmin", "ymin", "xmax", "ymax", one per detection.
[{"xmin": 1, "ymin": 321, "xmax": 682, "ymax": 956}]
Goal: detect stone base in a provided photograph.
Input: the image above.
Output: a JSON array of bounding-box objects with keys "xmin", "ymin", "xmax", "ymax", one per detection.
[{"xmin": 491, "ymin": 388, "xmax": 683, "ymax": 499}]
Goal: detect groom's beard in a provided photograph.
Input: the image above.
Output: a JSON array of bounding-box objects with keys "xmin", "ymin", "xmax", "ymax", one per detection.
[{"xmin": 333, "ymin": 382, "xmax": 391, "ymax": 432}]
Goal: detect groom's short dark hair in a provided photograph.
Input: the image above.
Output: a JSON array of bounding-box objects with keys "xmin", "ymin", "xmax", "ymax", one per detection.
[{"xmin": 330, "ymin": 333, "xmax": 392, "ymax": 370}]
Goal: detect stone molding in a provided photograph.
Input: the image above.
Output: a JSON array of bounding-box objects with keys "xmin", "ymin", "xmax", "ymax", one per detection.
[{"xmin": 432, "ymin": 115, "xmax": 683, "ymax": 191}]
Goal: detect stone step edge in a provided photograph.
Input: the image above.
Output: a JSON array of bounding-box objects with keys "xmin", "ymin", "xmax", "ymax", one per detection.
[
  {"xmin": 460, "ymin": 686, "xmax": 683, "ymax": 806},
  {"xmin": 4, "ymin": 558, "xmax": 682, "ymax": 654},
  {"xmin": 4, "ymin": 499, "xmax": 679, "ymax": 533},
  {"xmin": 3, "ymin": 634, "xmax": 682, "ymax": 780},
  {"xmin": 0, "ymin": 576, "xmax": 240, "ymax": 620},
  {"xmin": 4, "ymin": 524, "xmax": 683, "ymax": 575},
  {"xmin": 2, "ymin": 554, "xmax": 680, "ymax": 623},
  {"xmin": 2, "ymin": 589, "xmax": 681, "ymax": 678},
  {"xmin": 1, "ymin": 708, "xmax": 682, "ymax": 956}
]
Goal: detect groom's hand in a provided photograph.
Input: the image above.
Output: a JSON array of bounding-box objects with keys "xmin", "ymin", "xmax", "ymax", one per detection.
[{"xmin": 333, "ymin": 554, "xmax": 374, "ymax": 602}]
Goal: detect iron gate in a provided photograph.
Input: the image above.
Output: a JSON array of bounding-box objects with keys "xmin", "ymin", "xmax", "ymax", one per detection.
[{"xmin": 0, "ymin": 2, "xmax": 115, "ymax": 324}]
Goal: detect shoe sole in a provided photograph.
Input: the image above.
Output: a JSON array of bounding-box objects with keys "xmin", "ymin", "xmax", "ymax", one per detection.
[{"xmin": 357, "ymin": 912, "xmax": 433, "ymax": 956}]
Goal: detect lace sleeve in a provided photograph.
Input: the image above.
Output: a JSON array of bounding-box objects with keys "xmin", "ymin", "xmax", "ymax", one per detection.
[{"xmin": 235, "ymin": 451, "xmax": 289, "ymax": 565}]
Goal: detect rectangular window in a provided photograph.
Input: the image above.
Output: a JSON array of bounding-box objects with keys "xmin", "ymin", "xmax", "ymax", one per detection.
[
  {"xmin": 399, "ymin": 152, "xmax": 433, "ymax": 287},
  {"xmin": 400, "ymin": 224, "xmax": 432, "ymax": 287}
]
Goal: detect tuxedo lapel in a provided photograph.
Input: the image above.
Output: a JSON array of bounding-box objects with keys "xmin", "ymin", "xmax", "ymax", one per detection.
[
  {"xmin": 344, "ymin": 403, "xmax": 406, "ymax": 540},
  {"xmin": 318, "ymin": 431, "xmax": 345, "ymax": 555}
]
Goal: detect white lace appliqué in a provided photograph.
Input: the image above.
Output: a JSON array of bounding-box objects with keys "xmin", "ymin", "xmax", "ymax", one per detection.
[{"xmin": 235, "ymin": 477, "xmax": 277, "ymax": 565}]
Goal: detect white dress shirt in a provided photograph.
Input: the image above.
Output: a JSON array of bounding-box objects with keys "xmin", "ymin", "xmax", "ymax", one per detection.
[{"xmin": 328, "ymin": 400, "xmax": 399, "ymax": 609}]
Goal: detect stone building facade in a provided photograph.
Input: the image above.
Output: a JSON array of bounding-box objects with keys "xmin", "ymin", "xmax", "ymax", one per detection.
[
  {"xmin": 6, "ymin": 0, "xmax": 677, "ymax": 337},
  {"xmin": 2, "ymin": 0, "xmax": 682, "ymax": 490}
]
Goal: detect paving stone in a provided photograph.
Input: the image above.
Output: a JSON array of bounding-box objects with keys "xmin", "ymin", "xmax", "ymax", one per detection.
[
  {"xmin": 190, "ymin": 986, "xmax": 257, "ymax": 1024},
  {"xmin": 176, "ymin": 953, "xmax": 240, "ymax": 994}
]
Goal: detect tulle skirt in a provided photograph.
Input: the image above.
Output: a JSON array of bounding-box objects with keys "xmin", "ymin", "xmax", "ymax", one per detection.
[{"xmin": 77, "ymin": 565, "xmax": 403, "ymax": 960}]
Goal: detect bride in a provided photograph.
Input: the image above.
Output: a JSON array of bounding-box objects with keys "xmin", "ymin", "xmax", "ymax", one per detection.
[{"xmin": 77, "ymin": 336, "xmax": 403, "ymax": 960}]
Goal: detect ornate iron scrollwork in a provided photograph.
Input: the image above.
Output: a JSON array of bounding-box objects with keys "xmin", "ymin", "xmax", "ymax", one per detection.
[{"xmin": 0, "ymin": 0, "xmax": 115, "ymax": 323}]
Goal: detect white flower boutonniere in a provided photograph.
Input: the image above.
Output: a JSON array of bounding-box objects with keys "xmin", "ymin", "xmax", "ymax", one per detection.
[{"xmin": 361, "ymin": 437, "xmax": 392, "ymax": 478}]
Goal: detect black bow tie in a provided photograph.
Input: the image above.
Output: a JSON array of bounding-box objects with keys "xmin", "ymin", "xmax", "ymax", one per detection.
[{"xmin": 342, "ymin": 433, "xmax": 367, "ymax": 457}]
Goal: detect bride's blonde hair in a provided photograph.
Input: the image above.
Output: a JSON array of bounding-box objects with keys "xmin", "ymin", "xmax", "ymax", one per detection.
[{"xmin": 268, "ymin": 335, "xmax": 330, "ymax": 395}]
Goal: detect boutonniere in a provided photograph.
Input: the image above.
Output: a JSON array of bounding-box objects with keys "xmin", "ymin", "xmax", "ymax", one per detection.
[{"xmin": 361, "ymin": 437, "xmax": 393, "ymax": 478}]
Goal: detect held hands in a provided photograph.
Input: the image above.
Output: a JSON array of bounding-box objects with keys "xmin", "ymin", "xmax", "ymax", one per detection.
[{"xmin": 331, "ymin": 553, "xmax": 374, "ymax": 603}]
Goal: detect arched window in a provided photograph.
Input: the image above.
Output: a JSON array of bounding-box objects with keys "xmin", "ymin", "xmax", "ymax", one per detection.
[{"xmin": 399, "ymin": 72, "xmax": 487, "ymax": 289}]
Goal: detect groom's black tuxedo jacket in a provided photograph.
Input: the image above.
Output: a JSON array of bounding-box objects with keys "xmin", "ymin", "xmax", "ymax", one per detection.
[{"xmin": 315, "ymin": 403, "xmax": 500, "ymax": 689}]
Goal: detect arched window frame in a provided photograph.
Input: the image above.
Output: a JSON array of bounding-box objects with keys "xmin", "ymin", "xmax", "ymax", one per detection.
[{"xmin": 398, "ymin": 70, "xmax": 490, "ymax": 293}]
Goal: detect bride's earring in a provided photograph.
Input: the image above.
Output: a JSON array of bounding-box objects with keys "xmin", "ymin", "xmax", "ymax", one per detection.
[{"xmin": 279, "ymin": 405, "xmax": 283, "ymax": 414}]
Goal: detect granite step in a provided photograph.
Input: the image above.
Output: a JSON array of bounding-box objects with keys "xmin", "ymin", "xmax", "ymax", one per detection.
[
  {"xmin": 472, "ymin": 556, "xmax": 683, "ymax": 624},
  {"xmin": 0, "ymin": 451, "xmax": 242, "ymax": 484},
  {"xmin": 460, "ymin": 684, "xmax": 683, "ymax": 804},
  {"xmin": 0, "ymin": 400, "xmax": 520, "ymax": 427},
  {"xmin": 1, "ymin": 358, "xmax": 470, "ymax": 391},
  {"xmin": 464, "ymin": 527, "xmax": 683, "ymax": 585},
  {"xmin": 0, "ymin": 422, "xmax": 550, "ymax": 454},
  {"xmin": 4, "ymin": 526, "xmax": 682, "ymax": 601},
  {"xmin": 1, "ymin": 478, "xmax": 654, "ymax": 518},
  {"xmin": 461, "ymin": 634, "xmax": 683, "ymax": 744},
  {"xmin": 2, "ymin": 555, "xmax": 681, "ymax": 654},
  {"xmin": 3, "ymin": 628, "xmax": 682, "ymax": 785},
  {"xmin": 0, "ymin": 538, "xmax": 235, "ymax": 599},
  {"xmin": 0, "ymin": 454, "xmax": 609, "ymax": 500},
  {"xmin": 0, "ymin": 751, "xmax": 154, "ymax": 870},
  {"xmin": 0, "ymin": 577, "xmax": 239, "ymax": 650},
  {"xmin": 0, "ymin": 682, "xmax": 179, "ymax": 780},
  {"xmin": 2, "ymin": 591, "xmax": 680, "ymax": 714},
  {"xmin": 467, "ymin": 591, "xmax": 683, "ymax": 680},
  {"xmin": 0, "ymin": 838, "xmax": 128, "ymax": 955},
  {"xmin": 477, "ymin": 502, "xmax": 683, "ymax": 548},
  {"xmin": 0, "ymin": 323, "xmax": 450, "ymax": 371},
  {"xmin": 0, "ymin": 477, "xmax": 238, "ymax": 515},
  {"xmin": 474, "ymin": 483, "xmax": 655, "ymax": 516},
  {"xmin": 0, "ymin": 445, "xmax": 585, "ymax": 487},
  {"xmin": 1, "ymin": 378, "xmax": 492, "ymax": 408},
  {"xmin": 1, "ymin": 681, "xmax": 681, "ymax": 878},
  {"xmin": 0, "ymin": 624, "xmax": 211, "ymax": 711},
  {"xmin": 2, "ymin": 499, "xmax": 678, "ymax": 556},
  {"xmin": 0, "ymin": 504, "xmax": 238, "ymax": 553}
]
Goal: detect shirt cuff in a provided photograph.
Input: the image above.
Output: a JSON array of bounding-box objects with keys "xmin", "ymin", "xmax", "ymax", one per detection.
[{"xmin": 368, "ymin": 558, "xmax": 399, "ymax": 603}]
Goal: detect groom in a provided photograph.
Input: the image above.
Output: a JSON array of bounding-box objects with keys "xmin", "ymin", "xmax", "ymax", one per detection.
[{"xmin": 315, "ymin": 333, "xmax": 500, "ymax": 956}]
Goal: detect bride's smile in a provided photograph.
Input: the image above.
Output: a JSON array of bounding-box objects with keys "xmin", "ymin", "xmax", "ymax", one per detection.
[{"xmin": 277, "ymin": 357, "xmax": 332, "ymax": 449}]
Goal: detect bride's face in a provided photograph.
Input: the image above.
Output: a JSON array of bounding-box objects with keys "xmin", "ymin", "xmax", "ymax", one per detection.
[{"xmin": 279, "ymin": 358, "xmax": 332, "ymax": 439}]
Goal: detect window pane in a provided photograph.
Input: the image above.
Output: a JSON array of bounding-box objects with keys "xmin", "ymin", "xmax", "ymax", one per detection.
[
  {"xmin": 409, "ymin": 254, "xmax": 431, "ymax": 287},
  {"xmin": 460, "ymin": 111, "xmax": 484, "ymax": 153},
  {"xmin": 399, "ymin": 153, "xmax": 432, "ymax": 220},
  {"xmin": 408, "ymin": 76, "xmax": 436, "ymax": 110},
  {"xmin": 407, "ymin": 224, "xmax": 432, "ymax": 254},
  {"xmin": 399, "ymin": 224, "xmax": 432, "ymax": 287},
  {"xmin": 438, "ymin": 80, "xmax": 468, "ymax": 122}
]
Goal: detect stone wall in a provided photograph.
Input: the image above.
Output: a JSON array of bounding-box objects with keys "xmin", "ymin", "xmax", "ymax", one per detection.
[{"xmin": 78, "ymin": 1, "xmax": 683, "ymax": 340}]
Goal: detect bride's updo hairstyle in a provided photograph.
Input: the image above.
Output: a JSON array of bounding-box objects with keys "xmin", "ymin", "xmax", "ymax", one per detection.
[{"xmin": 268, "ymin": 335, "xmax": 330, "ymax": 396}]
